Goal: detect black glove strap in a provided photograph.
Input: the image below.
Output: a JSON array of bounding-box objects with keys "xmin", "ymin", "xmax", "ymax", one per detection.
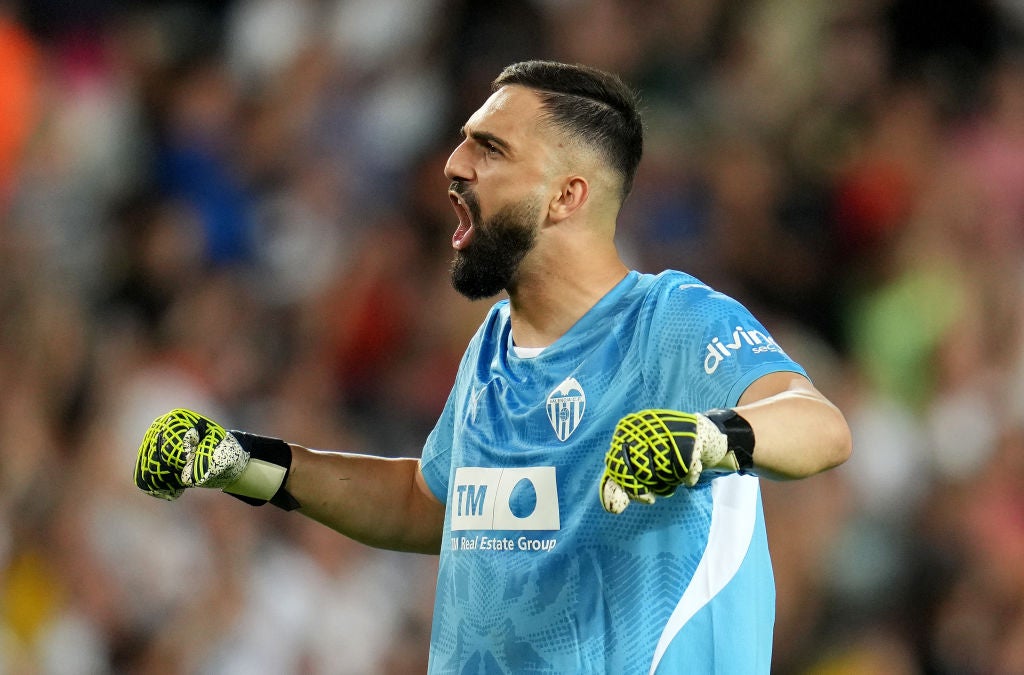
[
  {"xmin": 704, "ymin": 409, "xmax": 756, "ymax": 473},
  {"xmin": 228, "ymin": 431, "xmax": 302, "ymax": 511}
]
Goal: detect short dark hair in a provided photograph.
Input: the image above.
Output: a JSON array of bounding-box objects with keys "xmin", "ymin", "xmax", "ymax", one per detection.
[{"xmin": 493, "ymin": 60, "xmax": 644, "ymax": 200}]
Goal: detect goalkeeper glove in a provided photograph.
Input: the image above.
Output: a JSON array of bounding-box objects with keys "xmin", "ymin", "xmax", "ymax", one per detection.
[
  {"xmin": 600, "ymin": 408, "xmax": 754, "ymax": 514},
  {"xmin": 134, "ymin": 408, "xmax": 300, "ymax": 510}
]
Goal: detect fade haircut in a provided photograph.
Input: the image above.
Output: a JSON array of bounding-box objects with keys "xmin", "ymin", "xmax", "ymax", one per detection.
[{"xmin": 493, "ymin": 60, "xmax": 644, "ymax": 201}]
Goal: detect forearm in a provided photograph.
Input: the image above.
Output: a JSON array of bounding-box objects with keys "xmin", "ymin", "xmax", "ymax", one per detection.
[
  {"xmin": 734, "ymin": 377, "xmax": 852, "ymax": 481},
  {"xmin": 285, "ymin": 447, "xmax": 444, "ymax": 554}
]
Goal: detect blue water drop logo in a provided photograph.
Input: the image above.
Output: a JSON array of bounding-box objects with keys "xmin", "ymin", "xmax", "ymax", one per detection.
[{"xmin": 508, "ymin": 478, "xmax": 537, "ymax": 519}]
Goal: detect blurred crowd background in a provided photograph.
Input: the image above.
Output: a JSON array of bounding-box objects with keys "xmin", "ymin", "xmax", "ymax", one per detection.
[{"xmin": 1, "ymin": 0, "xmax": 1024, "ymax": 673}]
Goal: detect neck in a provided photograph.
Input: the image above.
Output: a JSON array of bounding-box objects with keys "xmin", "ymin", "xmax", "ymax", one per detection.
[{"xmin": 507, "ymin": 242, "xmax": 629, "ymax": 348}]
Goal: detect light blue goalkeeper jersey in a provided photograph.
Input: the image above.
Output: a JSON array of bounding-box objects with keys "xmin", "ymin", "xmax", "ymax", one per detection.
[{"xmin": 419, "ymin": 270, "xmax": 806, "ymax": 674}]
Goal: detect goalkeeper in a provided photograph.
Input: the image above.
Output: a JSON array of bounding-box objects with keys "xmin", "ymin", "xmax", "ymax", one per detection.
[{"xmin": 135, "ymin": 60, "xmax": 851, "ymax": 674}]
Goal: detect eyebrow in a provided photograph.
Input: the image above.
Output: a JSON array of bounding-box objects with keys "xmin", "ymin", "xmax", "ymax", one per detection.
[{"xmin": 461, "ymin": 127, "xmax": 513, "ymax": 155}]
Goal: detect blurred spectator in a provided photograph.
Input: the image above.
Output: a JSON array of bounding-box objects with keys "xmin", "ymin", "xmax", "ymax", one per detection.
[{"xmin": 0, "ymin": 8, "xmax": 39, "ymax": 209}]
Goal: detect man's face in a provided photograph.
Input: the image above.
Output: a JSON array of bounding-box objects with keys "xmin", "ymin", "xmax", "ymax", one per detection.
[
  {"xmin": 449, "ymin": 182, "xmax": 540, "ymax": 299},
  {"xmin": 444, "ymin": 86, "xmax": 554, "ymax": 299}
]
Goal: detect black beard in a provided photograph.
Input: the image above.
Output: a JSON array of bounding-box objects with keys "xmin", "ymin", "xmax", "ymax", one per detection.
[{"xmin": 450, "ymin": 196, "xmax": 540, "ymax": 300}]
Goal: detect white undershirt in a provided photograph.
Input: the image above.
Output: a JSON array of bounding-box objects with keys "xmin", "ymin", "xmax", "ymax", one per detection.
[{"xmin": 512, "ymin": 345, "xmax": 546, "ymax": 359}]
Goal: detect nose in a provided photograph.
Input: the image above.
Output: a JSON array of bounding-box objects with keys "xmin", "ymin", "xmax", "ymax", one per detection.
[{"xmin": 444, "ymin": 139, "xmax": 474, "ymax": 182}]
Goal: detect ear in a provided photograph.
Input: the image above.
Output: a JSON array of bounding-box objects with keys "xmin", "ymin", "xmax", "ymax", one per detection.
[{"xmin": 548, "ymin": 176, "xmax": 589, "ymax": 224}]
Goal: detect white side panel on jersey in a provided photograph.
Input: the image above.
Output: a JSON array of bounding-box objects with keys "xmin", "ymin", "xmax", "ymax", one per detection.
[{"xmin": 648, "ymin": 474, "xmax": 758, "ymax": 674}]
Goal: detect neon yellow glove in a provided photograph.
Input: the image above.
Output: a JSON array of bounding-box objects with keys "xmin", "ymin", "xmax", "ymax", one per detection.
[
  {"xmin": 134, "ymin": 408, "xmax": 300, "ymax": 510},
  {"xmin": 600, "ymin": 408, "xmax": 755, "ymax": 514}
]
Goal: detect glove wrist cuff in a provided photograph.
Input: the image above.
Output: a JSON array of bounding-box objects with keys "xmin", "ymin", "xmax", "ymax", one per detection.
[
  {"xmin": 224, "ymin": 432, "xmax": 301, "ymax": 511},
  {"xmin": 703, "ymin": 409, "xmax": 755, "ymax": 473}
]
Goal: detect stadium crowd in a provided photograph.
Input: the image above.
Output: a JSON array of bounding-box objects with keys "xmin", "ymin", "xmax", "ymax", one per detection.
[{"xmin": 1, "ymin": 0, "xmax": 1023, "ymax": 672}]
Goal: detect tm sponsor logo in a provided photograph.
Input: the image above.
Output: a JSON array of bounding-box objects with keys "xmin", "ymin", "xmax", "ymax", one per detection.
[
  {"xmin": 703, "ymin": 326, "xmax": 783, "ymax": 374},
  {"xmin": 451, "ymin": 466, "xmax": 560, "ymax": 531}
]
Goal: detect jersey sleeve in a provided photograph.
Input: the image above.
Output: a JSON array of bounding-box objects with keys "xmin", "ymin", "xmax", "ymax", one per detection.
[
  {"xmin": 418, "ymin": 306, "xmax": 497, "ymax": 504},
  {"xmin": 419, "ymin": 385, "xmax": 456, "ymax": 504},
  {"xmin": 642, "ymin": 275, "xmax": 807, "ymax": 411}
]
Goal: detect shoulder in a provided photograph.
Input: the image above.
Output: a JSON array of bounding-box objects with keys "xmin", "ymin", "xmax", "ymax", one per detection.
[
  {"xmin": 638, "ymin": 270, "xmax": 745, "ymax": 320},
  {"xmin": 468, "ymin": 299, "xmax": 511, "ymax": 345},
  {"xmin": 454, "ymin": 299, "xmax": 511, "ymax": 377},
  {"xmin": 636, "ymin": 270, "xmax": 776, "ymax": 365}
]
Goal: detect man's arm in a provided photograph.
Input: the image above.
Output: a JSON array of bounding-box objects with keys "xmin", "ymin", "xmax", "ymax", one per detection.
[
  {"xmin": 600, "ymin": 371, "xmax": 852, "ymax": 512},
  {"xmin": 286, "ymin": 448, "xmax": 445, "ymax": 554},
  {"xmin": 134, "ymin": 409, "xmax": 446, "ymax": 554},
  {"xmin": 732, "ymin": 371, "xmax": 852, "ymax": 481}
]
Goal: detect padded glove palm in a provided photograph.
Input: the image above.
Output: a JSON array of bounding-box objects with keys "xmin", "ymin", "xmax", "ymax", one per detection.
[{"xmin": 134, "ymin": 408, "xmax": 298, "ymax": 509}]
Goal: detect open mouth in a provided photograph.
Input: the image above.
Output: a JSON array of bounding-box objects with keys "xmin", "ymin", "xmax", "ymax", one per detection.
[{"xmin": 449, "ymin": 189, "xmax": 476, "ymax": 250}]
